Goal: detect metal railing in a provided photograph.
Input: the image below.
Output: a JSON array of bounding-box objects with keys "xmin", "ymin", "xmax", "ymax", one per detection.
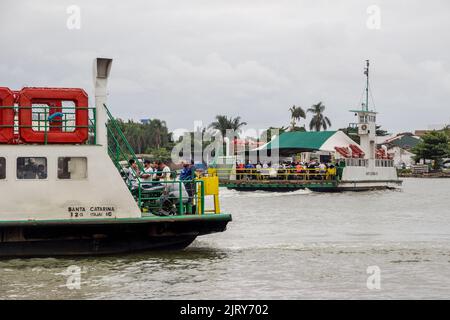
[
  {"xmin": 105, "ymin": 104, "xmax": 145, "ymax": 173},
  {"xmin": 0, "ymin": 105, "xmax": 97, "ymax": 144},
  {"xmin": 104, "ymin": 104, "xmax": 207, "ymax": 215},
  {"xmin": 215, "ymin": 167, "xmax": 337, "ymax": 181},
  {"xmin": 133, "ymin": 179, "xmax": 205, "ymax": 216}
]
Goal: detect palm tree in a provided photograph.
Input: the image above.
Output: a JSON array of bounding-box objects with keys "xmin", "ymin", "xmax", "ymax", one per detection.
[
  {"xmin": 149, "ymin": 119, "xmax": 167, "ymax": 149},
  {"xmin": 307, "ymin": 102, "xmax": 332, "ymax": 131},
  {"xmin": 230, "ymin": 116, "xmax": 247, "ymax": 133},
  {"xmin": 289, "ymin": 105, "xmax": 306, "ymax": 130},
  {"xmin": 209, "ymin": 115, "xmax": 247, "ymax": 137}
]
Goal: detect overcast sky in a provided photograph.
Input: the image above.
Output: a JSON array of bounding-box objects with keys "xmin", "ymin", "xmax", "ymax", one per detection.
[{"xmin": 1, "ymin": 0, "xmax": 449, "ymax": 135}]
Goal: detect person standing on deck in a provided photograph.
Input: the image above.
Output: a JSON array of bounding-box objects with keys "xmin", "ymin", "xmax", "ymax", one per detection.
[
  {"xmin": 245, "ymin": 160, "xmax": 255, "ymax": 180},
  {"xmin": 127, "ymin": 159, "xmax": 140, "ymax": 189},
  {"xmin": 180, "ymin": 161, "xmax": 195, "ymax": 211},
  {"xmin": 319, "ymin": 162, "xmax": 327, "ymax": 180}
]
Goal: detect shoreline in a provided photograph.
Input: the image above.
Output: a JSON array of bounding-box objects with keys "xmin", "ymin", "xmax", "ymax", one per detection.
[{"xmin": 399, "ymin": 172, "xmax": 450, "ymax": 178}]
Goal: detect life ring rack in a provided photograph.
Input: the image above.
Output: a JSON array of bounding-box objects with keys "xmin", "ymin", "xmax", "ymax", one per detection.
[{"xmin": 18, "ymin": 87, "xmax": 89, "ymax": 144}]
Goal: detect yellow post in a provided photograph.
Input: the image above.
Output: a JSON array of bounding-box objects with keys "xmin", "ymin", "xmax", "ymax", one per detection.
[
  {"xmin": 196, "ymin": 182, "xmax": 203, "ymax": 215},
  {"xmin": 198, "ymin": 169, "xmax": 221, "ymax": 214}
]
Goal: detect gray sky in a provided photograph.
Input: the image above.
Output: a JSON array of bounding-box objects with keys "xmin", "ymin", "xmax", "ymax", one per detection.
[{"xmin": 1, "ymin": 0, "xmax": 449, "ymax": 135}]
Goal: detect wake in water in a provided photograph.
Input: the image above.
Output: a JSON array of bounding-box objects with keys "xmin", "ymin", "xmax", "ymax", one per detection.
[{"xmin": 219, "ymin": 187, "xmax": 313, "ymax": 198}]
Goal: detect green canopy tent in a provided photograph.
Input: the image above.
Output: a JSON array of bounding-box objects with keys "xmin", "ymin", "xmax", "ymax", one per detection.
[{"xmin": 254, "ymin": 131, "xmax": 358, "ymax": 156}]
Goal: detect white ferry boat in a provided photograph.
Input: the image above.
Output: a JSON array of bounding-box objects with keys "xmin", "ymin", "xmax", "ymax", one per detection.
[
  {"xmin": 0, "ymin": 58, "xmax": 231, "ymax": 257},
  {"xmin": 217, "ymin": 60, "xmax": 402, "ymax": 192}
]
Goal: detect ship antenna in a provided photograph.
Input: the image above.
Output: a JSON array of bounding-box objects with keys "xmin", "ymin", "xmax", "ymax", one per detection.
[{"xmin": 364, "ymin": 59, "xmax": 370, "ymax": 111}]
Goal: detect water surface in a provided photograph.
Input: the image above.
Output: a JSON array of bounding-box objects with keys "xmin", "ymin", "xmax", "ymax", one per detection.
[{"xmin": 1, "ymin": 178, "xmax": 449, "ymax": 299}]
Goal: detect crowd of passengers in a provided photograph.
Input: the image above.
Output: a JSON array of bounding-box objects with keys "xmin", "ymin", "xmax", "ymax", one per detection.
[
  {"xmin": 125, "ymin": 159, "xmax": 195, "ymax": 189},
  {"xmin": 235, "ymin": 160, "xmax": 337, "ymax": 180},
  {"xmin": 124, "ymin": 159, "xmax": 197, "ymax": 207}
]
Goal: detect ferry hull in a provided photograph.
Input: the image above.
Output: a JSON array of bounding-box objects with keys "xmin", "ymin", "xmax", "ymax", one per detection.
[
  {"xmin": 0, "ymin": 214, "xmax": 231, "ymax": 258},
  {"xmin": 221, "ymin": 180, "xmax": 402, "ymax": 192}
]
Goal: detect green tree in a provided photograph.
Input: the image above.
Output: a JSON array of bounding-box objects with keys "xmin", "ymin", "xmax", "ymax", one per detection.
[
  {"xmin": 289, "ymin": 105, "xmax": 306, "ymax": 130},
  {"xmin": 307, "ymin": 102, "xmax": 332, "ymax": 131},
  {"xmin": 339, "ymin": 126, "xmax": 360, "ymax": 144},
  {"xmin": 261, "ymin": 126, "xmax": 288, "ymax": 143},
  {"xmin": 145, "ymin": 147, "xmax": 172, "ymax": 162},
  {"xmin": 412, "ymin": 131, "xmax": 450, "ymax": 169},
  {"xmin": 376, "ymin": 125, "xmax": 390, "ymax": 137},
  {"xmin": 209, "ymin": 115, "xmax": 247, "ymax": 137},
  {"xmin": 112, "ymin": 118, "xmax": 173, "ymax": 155}
]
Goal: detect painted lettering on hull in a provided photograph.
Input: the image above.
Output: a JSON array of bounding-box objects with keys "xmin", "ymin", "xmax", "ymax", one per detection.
[{"xmin": 68, "ymin": 206, "xmax": 116, "ymax": 218}]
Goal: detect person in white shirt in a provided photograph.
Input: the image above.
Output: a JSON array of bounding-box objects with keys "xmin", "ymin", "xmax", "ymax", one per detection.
[
  {"xmin": 140, "ymin": 159, "xmax": 154, "ymax": 182},
  {"xmin": 156, "ymin": 161, "xmax": 172, "ymax": 181}
]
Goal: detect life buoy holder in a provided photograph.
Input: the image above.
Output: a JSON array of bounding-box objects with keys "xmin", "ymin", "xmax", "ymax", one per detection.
[
  {"xmin": 18, "ymin": 87, "xmax": 89, "ymax": 144},
  {"xmin": 0, "ymin": 87, "xmax": 15, "ymax": 143}
]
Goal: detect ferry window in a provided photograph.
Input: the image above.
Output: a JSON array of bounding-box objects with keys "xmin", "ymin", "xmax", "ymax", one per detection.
[
  {"xmin": 17, "ymin": 157, "xmax": 47, "ymax": 179},
  {"xmin": 58, "ymin": 157, "xmax": 87, "ymax": 179},
  {"xmin": 0, "ymin": 157, "xmax": 5, "ymax": 179}
]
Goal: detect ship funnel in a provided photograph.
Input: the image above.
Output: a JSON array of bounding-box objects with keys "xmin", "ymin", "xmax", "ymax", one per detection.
[{"xmin": 93, "ymin": 58, "xmax": 113, "ymax": 148}]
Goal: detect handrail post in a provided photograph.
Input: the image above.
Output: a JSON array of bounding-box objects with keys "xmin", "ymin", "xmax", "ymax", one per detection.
[
  {"xmin": 138, "ymin": 179, "xmax": 142, "ymax": 210},
  {"xmin": 178, "ymin": 180, "xmax": 183, "ymax": 215}
]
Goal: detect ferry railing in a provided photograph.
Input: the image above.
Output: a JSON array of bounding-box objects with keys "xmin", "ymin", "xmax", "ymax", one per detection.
[
  {"xmin": 214, "ymin": 167, "xmax": 337, "ymax": 181},
  {"xmin": 134, "ymin": 178, "xmax": 205, "ymax": 216},
  {"xmin": 102, "ymin": 105, "xmax": 207, "ymax": 216},
  {"xmin": 104, "ymin": 104, "xmax": 145, "ymax": 173},
  {"xmin": 0, "ymin": 105, "xmax": 97, "ymax": 144}
]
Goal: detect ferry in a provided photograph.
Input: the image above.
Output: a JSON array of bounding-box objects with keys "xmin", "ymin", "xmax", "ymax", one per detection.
[
  {"xmin": 217, "ymin": 60, "xmax": 402, "ymax": 192},
  {"xmin": 0, "ymin": 58, "xmax": 231, "ymax": 257}
]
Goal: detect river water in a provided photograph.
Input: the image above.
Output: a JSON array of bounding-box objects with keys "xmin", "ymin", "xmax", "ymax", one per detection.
[{"xmin": 1, "ymin": 178, "xmax": 449, "ymax": 299}]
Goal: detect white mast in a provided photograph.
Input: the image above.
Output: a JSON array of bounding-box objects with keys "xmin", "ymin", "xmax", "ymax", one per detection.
[
  {"xmin": 352, "ymin": 60, "xmax": 377, "ymax": 160},
  {"xmin": 93, "ymin": 58, "xmax": 113, "ymax": 149}
]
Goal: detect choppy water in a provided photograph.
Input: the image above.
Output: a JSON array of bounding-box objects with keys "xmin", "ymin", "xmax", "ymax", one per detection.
[{"xmin": 1, "ymin": 178, "xmax": 449, "ymax": 299}]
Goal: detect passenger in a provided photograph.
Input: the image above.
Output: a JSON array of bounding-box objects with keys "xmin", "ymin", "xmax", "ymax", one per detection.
[
  {"xmin": 158, "ymin": 161, "xmax": 172, "ymax": 181},
  {"xmin": 245, "ymin": 160, "xmax": 255, "ymax": 180},
  {"xmin": 319, "ymin": 162, "xmax": 327, "ymax": 180},
  {"xmin": 37, "ymin": 164, "xmax": 47, "ymax": 179},
  {"xmin": 140, "ymin": 159, "xmax": 154, "ymax": 182},
  {"xmin": 295, "ymin": 162, "xmax": 303, "ymax": 179},
  {"xmin": 245, "ymin": 160, "xmax": 255, "ymax": 169},
  {"xmin": 180, "ymin": 161, "xmax": 194, "ymax": 181},
  {"xmin": 24, "ymin": 158, "xmax": 37, "ymax": 179},
  {"xmin": 319, "ymin": 162, "xmax": 327, "ymax": 173},
  {"xmin": 127, "ymin": 159, "xmax": 140, "ymax": 189},
  {"xmin": 236, "ymin": 162, "xmax": 245, "ymax": 180},
  {"xmin": 327, "ymin": 163, "xmax": 337, "ymax": 180},
  {"xmin": 180, "ymin": 161, "xmax": 195, "ymax": 210}
]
